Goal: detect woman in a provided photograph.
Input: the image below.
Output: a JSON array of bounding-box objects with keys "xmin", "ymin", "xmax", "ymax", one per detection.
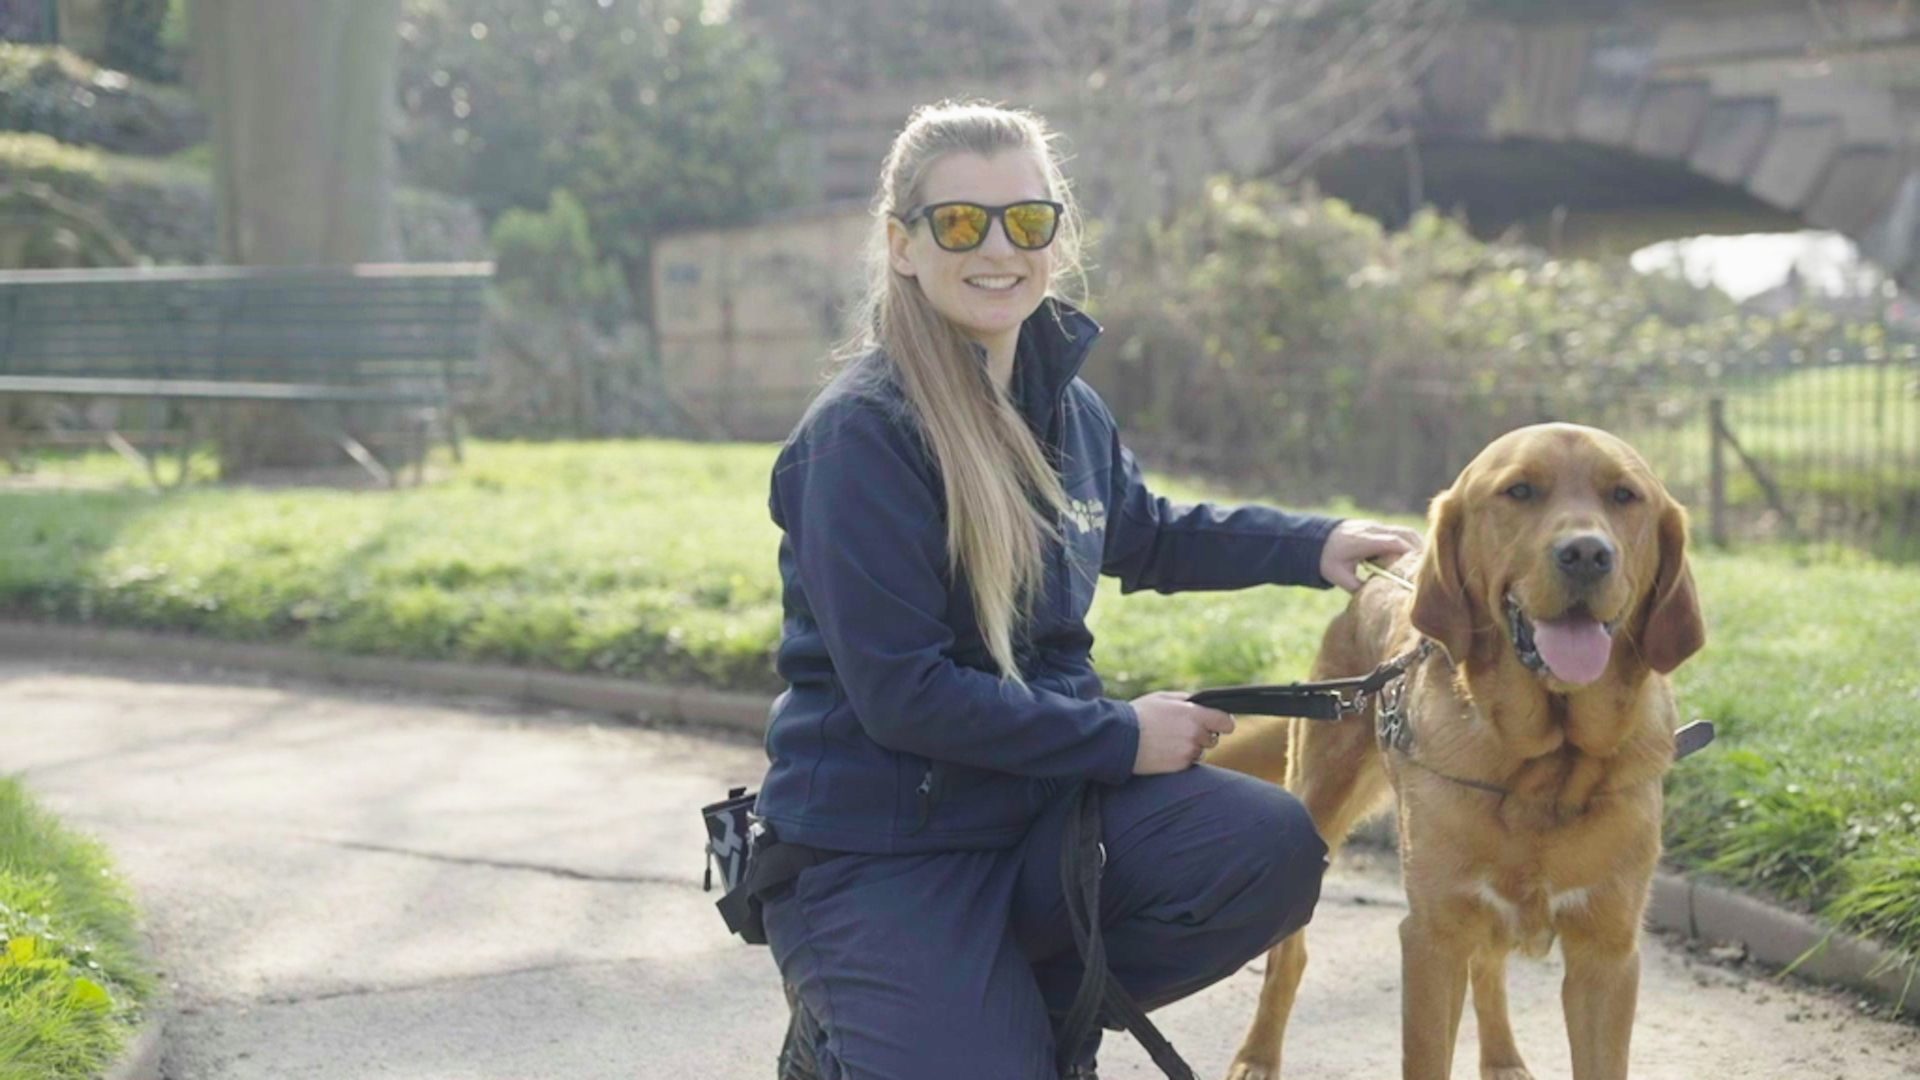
[{"xmin": 755, "ymin": 101, "xmax": 1419, "ymax": 1080}]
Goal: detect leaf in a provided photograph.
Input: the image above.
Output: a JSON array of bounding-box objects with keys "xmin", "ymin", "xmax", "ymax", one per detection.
[
  {"xmin": 5, "ymin": 935, "xmax": 38, "ymax": 964},
  {"xmin": 68, "ymin": 976, "xmax": 113, "ymax": 1011}
]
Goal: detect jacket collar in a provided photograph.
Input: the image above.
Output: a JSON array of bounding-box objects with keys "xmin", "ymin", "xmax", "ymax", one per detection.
[{"xmin": 1010, "ymin": 298, "xmax": 1102, "ymax": 426}]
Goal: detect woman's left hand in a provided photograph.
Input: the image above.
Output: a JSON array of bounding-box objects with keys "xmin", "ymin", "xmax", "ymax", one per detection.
[{"xmin": 1319, "ymin": 519, "xmax": 1424, "ymax": 592}]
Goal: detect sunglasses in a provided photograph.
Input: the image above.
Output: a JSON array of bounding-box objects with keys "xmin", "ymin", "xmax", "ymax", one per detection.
[{"xmin": 895, "ymin": 200, "xmax": 1065, "ymax": 253}]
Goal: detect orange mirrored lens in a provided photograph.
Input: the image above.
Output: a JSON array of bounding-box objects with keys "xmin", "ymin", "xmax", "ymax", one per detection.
[
  {"xmin": 930, "ymin": 205, "xmax": 988, "ymax": 250},
  {"xmin": 1004, "ymin": 203, "xmax": 1058, "ymax": 248}
]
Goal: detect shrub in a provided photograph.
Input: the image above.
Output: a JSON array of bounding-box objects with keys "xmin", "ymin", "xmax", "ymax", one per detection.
[
  {"xmin": 1090, "ymin": 179, "xmax": 1905, "ymax": 512},
  {"xmin": 0, "ymin": 132, "xmax": 489, "ymax": 265},
  {"xmin": 490, "ymin": 189, "xmax": 629, "ymax": 325},
  {"xmin": 0, "ymin": 44, "xmax": 199, "ymax": 154}
]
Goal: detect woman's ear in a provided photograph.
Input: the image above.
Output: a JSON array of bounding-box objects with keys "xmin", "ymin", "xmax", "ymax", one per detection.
[
  {"xmin": 1410, "ymin": 486, "xmax": 1474, "ymax": 662},
  {"xmin": 887, "ymin": 217, "xmax": 918, "ymax": 278},
  {"xmin": 1639, "ymin": 498, "xmax": 1705, "ymax": 674}
]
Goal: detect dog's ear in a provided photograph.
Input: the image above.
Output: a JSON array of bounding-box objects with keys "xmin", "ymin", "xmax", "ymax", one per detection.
[
  {"xmin": 1410, "ymin": 486, "xmax": 1474, "ymax": 662},
  {"xmin": 1639, "ymin": 498, "xmax": 1705, "ymax": 674}
]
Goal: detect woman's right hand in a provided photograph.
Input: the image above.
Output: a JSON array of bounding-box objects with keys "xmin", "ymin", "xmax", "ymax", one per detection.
[{"xmin": 1129, "ymin": 691, "xmax": 1236, "ymax": 775}]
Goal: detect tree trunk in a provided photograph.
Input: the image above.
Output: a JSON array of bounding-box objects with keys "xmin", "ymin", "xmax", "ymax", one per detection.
[
  {"xmin": 192, "ymin": 0, "xmax": 407, "ymax": 476},
  {"xmin": 195, "ymin": 0, "xmax": 401, "ymax": 265}
]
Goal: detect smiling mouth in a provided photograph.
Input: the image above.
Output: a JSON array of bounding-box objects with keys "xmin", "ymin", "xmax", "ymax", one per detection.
[
  {"xmin": 1505, "ymin": 592, "xmax": 1620, "ymax": 686},
  {"xmin": 965, "ymin": 275, "xmax": 1022, "ymax": 292}
]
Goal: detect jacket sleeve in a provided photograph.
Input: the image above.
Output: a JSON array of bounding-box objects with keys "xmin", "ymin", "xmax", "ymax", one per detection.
[
  {"xmin": 774, "ymin": 400, "xmax": 1140, "ymax": 784},
  {"xmin": 1100, "ymin": 419, "xmax": 1343, "ymax": 594}
]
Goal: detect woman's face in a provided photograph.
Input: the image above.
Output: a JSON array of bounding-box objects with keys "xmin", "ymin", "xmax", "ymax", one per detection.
[{"xmin": 887, "ymin": 151, "xmax": 1055, "ymax": 358}]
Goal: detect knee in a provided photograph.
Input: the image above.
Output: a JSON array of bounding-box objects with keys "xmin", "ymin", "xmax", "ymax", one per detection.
[{"xmin": 1245, "ymin": 787, "xmax": 1329, "ymax": 940}]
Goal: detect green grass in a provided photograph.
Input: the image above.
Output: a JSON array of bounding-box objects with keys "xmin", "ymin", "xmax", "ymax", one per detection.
[
  {"xmin": 1721, "ymin": 364, "xmax": 1920, "ymax": 462},
  {"xmin": 0, "ymin": 778, "xmax": 153, "ymax": 1079},
  {"xmin": 1607, "ymin": 364, "xmax": 1920, "ymax": 561},
  {"xmin": 2, "ymin": 440, "xmax": 1918, "ymax": 968},
  {"xmin": 0, "ymin": 441, "xmax": 785, "ymax": 690},
  {"xmin": 1660, "ymin": 551, "xmax": 1920, "ymax": 959}
]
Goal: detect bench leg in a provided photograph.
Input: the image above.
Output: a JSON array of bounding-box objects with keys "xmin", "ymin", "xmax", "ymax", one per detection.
[
  {"xmin": 0, "ymin": 406, "xmax": 23, "ymax": 475},
  {"xmin": 292, "ymin": 407, "xmax": 394, "ymax": 487},
  {"xmin": 169, "ymin": 405, "xmax": 203, "ymax": 489},
  {"xmin": 337, "ymin": 431, "xmax": 394, "ymax": 487},
  {"xmin": 442, "ymin": 401, "xmax": 465, "ymax": 465},
  {"xmin": 412, "ymin": 408, "xmax": 431, "ymax": 487},
  {"xmin": 105, "ymin": 429, "xmax": 160, "ymax": 489}
]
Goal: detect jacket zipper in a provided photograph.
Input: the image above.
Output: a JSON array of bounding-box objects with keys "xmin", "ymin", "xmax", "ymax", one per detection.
[{"xmin": 1052, "ymin": 395, "xmax": 1070, "ymax": 617}]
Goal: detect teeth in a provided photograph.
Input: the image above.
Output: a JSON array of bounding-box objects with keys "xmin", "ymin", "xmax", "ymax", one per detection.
[
  {"xmin": 1505, "ymin": 592, "xmax": 1548, "ymax": 674},
  {"xmin": 967, "ymin": 276, "xmax": 1019, "ymax": 290}
]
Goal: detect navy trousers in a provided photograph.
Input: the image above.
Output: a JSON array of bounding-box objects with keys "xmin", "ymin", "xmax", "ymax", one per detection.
[{"xmin": 760, "ymin": 765, "xmax": 1329, "ymax": 1079}]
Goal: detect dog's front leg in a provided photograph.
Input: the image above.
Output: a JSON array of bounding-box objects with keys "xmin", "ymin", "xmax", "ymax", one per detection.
[
  {"xmin": 1224, "ymin": 932, "xmax": 1309, "ymax": 1080},
  {"xmin": 1559, "ymin": 919, "xmax": 1640, "ymax": 1080},
  {"xmin": 1470, "ymin": 949, "xmax": 1534, "ymax": 1079},
  {"xmin": 1400, "ymin": 911, "xmax": 1474, "ymax": 1080}
]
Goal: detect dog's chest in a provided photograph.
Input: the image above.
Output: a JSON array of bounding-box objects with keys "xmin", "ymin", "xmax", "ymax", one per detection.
[{"xmin": 1468, "ymin": 873, "xmax": 1590, "ymax": 956}]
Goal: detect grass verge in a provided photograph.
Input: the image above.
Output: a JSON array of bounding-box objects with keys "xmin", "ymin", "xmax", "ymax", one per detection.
[{"xmin": 0, "ymin": 778, "xmax": 153, "ymax": 1079}]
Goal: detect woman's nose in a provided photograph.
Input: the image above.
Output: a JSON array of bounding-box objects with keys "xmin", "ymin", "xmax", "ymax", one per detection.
[{"xmin": 976, "ymin": 216, "xmax": 1018, "ymax": 255}]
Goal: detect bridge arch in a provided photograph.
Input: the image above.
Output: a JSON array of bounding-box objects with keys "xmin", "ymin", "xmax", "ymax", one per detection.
[{"xmin": 1297, "ymin": 17, "xmax": 1920, "ymax": 288}]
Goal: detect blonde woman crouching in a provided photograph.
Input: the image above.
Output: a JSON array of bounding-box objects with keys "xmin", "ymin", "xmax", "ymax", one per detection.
[{"xmin": 751, "ymin": 100, "xmax": 1420, "ymax": 1080}]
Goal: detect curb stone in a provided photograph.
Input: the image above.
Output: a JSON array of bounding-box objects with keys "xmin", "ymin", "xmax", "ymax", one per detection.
[
  {"xmin": 6, "ymin": 620, "xmax": 1914, "ymax": 1019},
  {"xmin": 0, "ymin": 620, "xmax": 773, "ymax": 736},
  {"xmin": 1650, "ymin": 872, "xmax": 1916, "ymax": 1017}
]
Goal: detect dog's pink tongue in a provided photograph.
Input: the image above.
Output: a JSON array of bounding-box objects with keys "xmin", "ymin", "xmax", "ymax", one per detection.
[{"xmin": 1533, "ymin": 616, "xmax": 1613, "ymax": 684}]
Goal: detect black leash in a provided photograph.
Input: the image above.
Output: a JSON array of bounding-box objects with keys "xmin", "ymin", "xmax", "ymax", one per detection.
[
  {"xmin": 1188, "ymin": 642, "xmax": 1434, "ymax": 722},
  {"xmin": 1056, "ymin": 782, "xmax": 1196, "ymax": 1080}
]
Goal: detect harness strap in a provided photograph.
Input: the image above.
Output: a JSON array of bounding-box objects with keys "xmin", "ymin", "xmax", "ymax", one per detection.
[{"xmin": 1056, "ymin": 783, "xmax": 1197, "ymax": 1080}]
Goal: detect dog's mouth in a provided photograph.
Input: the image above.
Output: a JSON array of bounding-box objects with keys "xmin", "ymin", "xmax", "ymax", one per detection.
[{"xmin": 1505, "ymin": 593, "xmax": 1619, "ymax": 686}]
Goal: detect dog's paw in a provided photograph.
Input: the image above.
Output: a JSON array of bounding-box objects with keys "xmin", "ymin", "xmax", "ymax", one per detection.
[
  {"xmin": 1224, "ymin": 1058, "xmax": 1281, "ymax": 1080},
  {"xmin": 1482, "ymin": 1068, "xmax": 1535, "ymax": 1080}
]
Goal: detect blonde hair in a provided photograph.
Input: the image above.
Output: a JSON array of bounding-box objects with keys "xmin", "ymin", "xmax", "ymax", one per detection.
[{"xmin": 829, "ymin": 101, "xmax": 1089, "ymax": 684}]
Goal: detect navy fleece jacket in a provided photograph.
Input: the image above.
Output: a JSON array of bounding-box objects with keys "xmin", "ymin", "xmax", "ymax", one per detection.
[{"xmin": 757, "ymin": 301, "xmax": 1340, "ymax": 854}]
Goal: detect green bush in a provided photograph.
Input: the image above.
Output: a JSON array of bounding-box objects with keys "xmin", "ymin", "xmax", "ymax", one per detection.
[
  {"xmin": 102, "ymin": 0, "xmax": 181, "ymax": 83},
  {"xmin": 0, "ymin": 44, "xmax": 199, "ymax": 154},
  {"xmin": 396, "ymin": 0, "xmax": 792, "ymax": 299},
  {"xmin": 0, "ymin": 131, "xmax": 489, "ymax": 265},
  {"xmin": 1090, "ymin": 179, "xmax": 1908, "ymax": 514},
  {"xmin": 490, "ymin": 189, "xmax": 629, "ymax": 323}
]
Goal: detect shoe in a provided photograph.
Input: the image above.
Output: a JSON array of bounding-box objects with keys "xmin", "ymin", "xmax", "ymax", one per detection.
[{"xmin": 777, "ymin": 982, "xmax": 824, "ymax": 1080}]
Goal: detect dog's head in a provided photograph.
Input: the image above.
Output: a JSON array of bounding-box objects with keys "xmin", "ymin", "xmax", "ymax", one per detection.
[{"xmin": 1410, "ymin": 423, "xmax": 1704, "ymax": 686}]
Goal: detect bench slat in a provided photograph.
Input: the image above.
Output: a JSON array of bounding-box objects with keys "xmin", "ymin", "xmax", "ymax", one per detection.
[
  {"xmin": 0, "ymin": 263, "xmax": 492, "ymax": 393},
  {"xmin": 0, "ymin": 375, "xmax": 444, "ymax": 402}
]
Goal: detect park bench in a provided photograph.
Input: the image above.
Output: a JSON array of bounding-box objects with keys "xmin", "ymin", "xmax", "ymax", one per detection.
[{"xmin": 0, "ymin": 261, "xmax": 493, "ymax": 485}]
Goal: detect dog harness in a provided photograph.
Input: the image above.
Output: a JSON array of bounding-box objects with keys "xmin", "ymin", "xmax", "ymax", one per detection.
[{"xmin": 1191, "ymin": 635, "xmax": 1715, "ymax": 799}]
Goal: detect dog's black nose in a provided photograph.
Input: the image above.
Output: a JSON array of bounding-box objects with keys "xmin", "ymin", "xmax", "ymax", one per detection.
[{"xmin": 1553, "ymin": 533, "xmax": 1615, "ymax": 585}]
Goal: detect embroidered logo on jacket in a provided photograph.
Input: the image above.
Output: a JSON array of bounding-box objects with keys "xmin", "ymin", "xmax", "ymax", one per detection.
[{"xmin": 1064, "ymin": 496, "xmax": 1107, "ymax": 535}]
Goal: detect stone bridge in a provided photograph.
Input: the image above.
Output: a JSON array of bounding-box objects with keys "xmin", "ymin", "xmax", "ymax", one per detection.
[
  {"xmin": 790, "ymin": 0, "xmax": 1920, "ymax": 289},
  {"xmin": 1319, "ymin": 0, "xmax": 1920, "ymax": 288}
]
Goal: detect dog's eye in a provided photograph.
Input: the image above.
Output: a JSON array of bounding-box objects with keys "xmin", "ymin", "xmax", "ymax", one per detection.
[
  {"xmin": 1612, "ymin": 486, "xmax": 1638, "ymax": 505},
  {"xmin": 1504, "ymin": 482, "xmax": 1535, "ymax": 501}
]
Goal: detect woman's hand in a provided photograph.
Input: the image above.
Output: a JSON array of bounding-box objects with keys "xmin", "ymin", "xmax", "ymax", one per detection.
[
  {"xmin": 1319, "ymin": 519, "xmax": 1423, "ymax": 592},
  {"xmin": 1130, "ymin": 691, "xmax": 1235, "ymax": 775}
]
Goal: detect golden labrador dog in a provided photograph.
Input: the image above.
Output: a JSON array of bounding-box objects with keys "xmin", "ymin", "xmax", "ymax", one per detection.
[{"xmin": 1212, "ymin": 423, "xmax": 1706, "ymax": 1080}]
